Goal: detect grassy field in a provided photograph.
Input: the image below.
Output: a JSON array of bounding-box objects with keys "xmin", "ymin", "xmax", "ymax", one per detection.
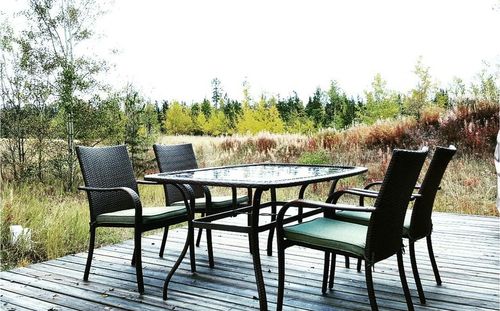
[{"xmin": 1, "ymin": 133, "xmax": 497, "ymax": 270}]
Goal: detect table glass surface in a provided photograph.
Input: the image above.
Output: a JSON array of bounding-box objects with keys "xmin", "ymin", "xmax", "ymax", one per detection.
[{"xmin": 147, "ymin": 164, "xmax": 363, "ymax": 186}]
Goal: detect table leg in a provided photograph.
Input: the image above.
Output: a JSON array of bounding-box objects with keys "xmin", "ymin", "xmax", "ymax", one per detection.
[
  {"xmin": 163, "ymin": 223, "xmax": 193, "ymax": 299},
  {"xmin": 251, "ymin": 187, "xmax": 268, "ymax": 310},
  {"xmin": 266, "ymin": 188, "xmax": 277, "ymax": 256},
  {"xmin": 328, "ymin": 178, "xmax": 339, "ymax": 197},
  {"xmin": 163, "ymin": 184, "xmax": 196, "ymax": 300},
  {"xmin": 298, "ymin": 183, "xmax": 308, "ymax": 223}
]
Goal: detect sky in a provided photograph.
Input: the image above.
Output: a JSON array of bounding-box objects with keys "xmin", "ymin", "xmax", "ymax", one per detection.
[{"xmin": 5, "ymin": 0, "xmax": 500, "ymax": 103}]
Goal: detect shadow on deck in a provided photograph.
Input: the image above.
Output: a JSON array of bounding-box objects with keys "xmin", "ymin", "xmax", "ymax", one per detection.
[{"xmin": 1, "ymin": 212, "xmax": 499, "ymax": 310}]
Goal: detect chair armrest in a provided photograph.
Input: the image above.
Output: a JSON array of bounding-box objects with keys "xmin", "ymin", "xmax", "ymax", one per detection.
[
  {"xmin": 364, "ymin": 181, "xmax": 383, "ymax": 190},
  {"xmin": 202, "ymin": 185, "xmax": 213, "ymax": 211},
  {"xmin": 136, "ymin": 180, "xmax": 160, "ymax": 185},
  {"xmin": 78, "ymin": 186, "xmax": 143, "ymax": 220},
  {"xmin": 413, "ymin": 184, "xmax": 441, "ymax": 191},
  {"xmin": 277, "ymin": 199, "xmax": 375, "ymax": 230},
  {"xmin": 410, "ymin": 193, "xmax": 422, "ymax": 201},
  {"xmin": 326, "ymin": 188, "xmax": 379, "ymax": 207},
  {"xmin": 295, "ymin": 199, "xmax": 376, "ymax": 213}
]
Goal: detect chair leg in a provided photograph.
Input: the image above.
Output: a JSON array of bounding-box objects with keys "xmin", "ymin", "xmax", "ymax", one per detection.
[
  {"xmin": 267, "ymin": 192, "xmax": 277, "ymax": 256},
  {"xmin": 134, "ymin": 230, "xmax": 144, "ymax": 294},
  {"xmin": 131, "ymin": 247, "xmax": 136, "ymax": 266},
  {"xmin": 277, "ymin": 239, "xmax": 286, "ymax": 311},
  {"xmin": 196, "ymin": 212, "xmax": 204, "ymax": 247},
  {"xmin": 397, "ymin": 249, "xmax": 415, "ymax": 311},
  {"xmin": 365, "ymin": 260, "xmax": 378, "ymax": 311},
  {"xmin": 427, "ymin": 234, "xmax": 442, "ymax": 285},
  {"xmin": 159, "ymin": 226, "xmax": 169, "ymax": 258},
  {"xmin": 207, "ymin": 228, "xmax": 214, "ymax": 268},
  {"xmin": 83, "ymin": 227, "xmax": 96, "ymax": 281},
  {"xmin": 409, "ymin": 241, "xmax": 426, "ymax": 304},
  {"xmin": 328, "ymin": 253, "xmax": 336, "ymax": 289},
  {"xmin": 196, "ymin": 228, "xmax": 203, "ymax": 247},
  {"xmin": 188, "ymin": 221, "xmax": 196, "ymax": 273},
  {"xmin": 357, "ymin": 258, "xmax": 362, "ymax": 272},
  {"xmin": 322, "ymin": 252, "xmax": 330, "ymax": 294},
  {"xmin": 345, "ymin": 255, "xmax": 350, "ymax": 268},
  {"xmin": 247, "ymin": 212, "xmax": 253, "ymax": 254}
]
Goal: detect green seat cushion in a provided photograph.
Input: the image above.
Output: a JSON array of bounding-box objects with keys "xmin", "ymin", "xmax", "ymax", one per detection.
[
  {"xmin": 284, "ymin": 218, "xmax": 367, "ymax": 258},
  {"xmin": 96, "ymin": 206, "xmax": 187, "ymax": 225},
  {"xmin": 335, "ymin": 210, "xmax": 412, "ymax": 237},
  {"xmin": 171, "ymin": 195, "xmax": 249, "ymax": 210}
]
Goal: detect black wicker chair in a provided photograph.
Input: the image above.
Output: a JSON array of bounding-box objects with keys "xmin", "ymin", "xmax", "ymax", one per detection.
[
  {"xmin": 276, "ymin": 148, "xmax": 428, "ymax": 311},
  {"xmin": 153, "ymin": 143, "xmax": 250, "ymax": 267},
  {"xmin": 76, "ymin": 145, "xmax": 195, "ymax": 294},
  {"xmin": 333, "ymin": 145, "xmax": 456, "ymax": 304}
]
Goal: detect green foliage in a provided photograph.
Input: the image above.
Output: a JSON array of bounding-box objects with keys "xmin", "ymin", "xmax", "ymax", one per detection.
[
  {"xmin": 297, "ymin": 150, "xmax": 330, "ymax": 165},
  {"xmin": 433, "ymin": 89, "xmax": 450, "ymax": 108},
  {"xmin": 305, "ymin": 87, "xmax": 325, "ymax": 128},
  {"xmin": 359, "ymin": 74, "xmax": 401, "ymax": 124},
  {"xmin": 123, "ymin": 88, "xmax": 156, "ymax": 175},
  {"xmin": 286, "ymin": 112, "xmax": 315, "ymax": 134},
  {"xmin": 325, "ymin": 81, "xmax": 358, "ymax": 129},
  {"xmin": 201, "ymin": 98, "xmax": 212, "ymax": 118},
  {"xmin": 471, "ymin": 62, "xmax": 500, "ymax": 103},
  {"xmin": 403, "ymin": 57, "xmax": 436, "ymax": 117},
  {"xmin": 211, "ymin": 78, "xmax": 222, "ymax": 109},
  {"xmin": 222, "ymin": 97, "xmax": 242, "ymax": 130},
  {"xmin": 276, "ymin": 91, "xmax": 304, "ymax": 124}
]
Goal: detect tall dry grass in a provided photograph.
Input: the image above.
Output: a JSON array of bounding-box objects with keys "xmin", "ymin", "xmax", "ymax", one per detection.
[{"xmin": 0, "ymin": 181, "xmax": 169, "ymax": 270}]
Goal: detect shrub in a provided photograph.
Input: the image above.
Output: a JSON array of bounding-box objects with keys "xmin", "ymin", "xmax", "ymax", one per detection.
[
  {"xmin": 254, "ymin": 134, "xmax": 278, "ymax": 154},
  {"xmin": 439, "ymin": 101, "xmax": 499, "ymax": 155},
  {"xmin": 297, "ymin": 150, "xmax": 330, "ymax": 165}
]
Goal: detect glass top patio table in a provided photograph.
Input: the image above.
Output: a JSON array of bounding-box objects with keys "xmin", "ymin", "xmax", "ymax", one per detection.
[
  {"xmin": 145, "ymin": 163, "xmax": 367, "ymax": 311},
  {"xmin": 145, "ymin": 163, "xmax": 367, "ymax": 188}
]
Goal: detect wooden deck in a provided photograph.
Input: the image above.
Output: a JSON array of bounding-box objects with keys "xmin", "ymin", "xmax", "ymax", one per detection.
[{"xmin": 1, "ymin": 212, "xmax": 499, "ymax": 310}]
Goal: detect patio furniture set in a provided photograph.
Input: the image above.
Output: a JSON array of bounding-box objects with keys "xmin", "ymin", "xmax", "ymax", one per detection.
[{"xmin": 76, "ymin": 143, "xmax": 455, "ymax": 310}]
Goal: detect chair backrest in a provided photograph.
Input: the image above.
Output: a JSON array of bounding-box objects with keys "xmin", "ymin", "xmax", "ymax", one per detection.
[
  {"xmin": 365, "ymin": 148, "xmax": 428, "ymax": 263},
  {"xmin": 76, "ymin": 145, "xmax": 139, "ymax": 220},
  {"xmin": 409, "ymin": 145, "xmax": 456, "ymax": 240},
  {"xmin": 153, "ymin": 143, "xmax": 205, "ymax": 205}
]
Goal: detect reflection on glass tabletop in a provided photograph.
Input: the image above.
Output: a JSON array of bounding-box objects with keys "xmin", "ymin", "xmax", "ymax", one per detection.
[{"xmin": 146, "ymin": 164, "xmax": 366, "ymax": 187}]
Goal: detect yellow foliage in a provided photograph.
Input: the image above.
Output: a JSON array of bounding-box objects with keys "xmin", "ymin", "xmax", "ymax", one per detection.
[{"xmin": 164, "ymin": 101, "xmax": 193, "ymax": 134}]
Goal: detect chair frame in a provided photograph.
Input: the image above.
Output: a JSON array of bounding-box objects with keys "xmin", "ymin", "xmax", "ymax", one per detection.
[
  {"xmin": 276, "ymin": 148, "xmax": 428, "ymax": 311},
  {"xmin": 76, "ymin": 145, "xmax": 195, "ymax": 294},
  {"xmin": 153, "ymin": 143, "xmax": 252, "ymax": 268},
  {"xmin": 334, "ymin": 145, "xmax": 456, "ymax": 303}
]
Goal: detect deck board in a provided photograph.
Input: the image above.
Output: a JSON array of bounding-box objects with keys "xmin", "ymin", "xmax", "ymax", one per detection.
[{"xmin": 1, "ymin": 212, "xmax": 499, "ymax": 310}]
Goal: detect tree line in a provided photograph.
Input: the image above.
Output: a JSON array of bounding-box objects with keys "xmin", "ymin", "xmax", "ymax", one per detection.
[{"xmin": 1, "ymin": 0, "xmax": 499, "ymax": 189}]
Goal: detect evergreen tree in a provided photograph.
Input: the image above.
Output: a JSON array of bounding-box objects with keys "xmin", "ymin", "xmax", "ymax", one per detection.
[
  {"xmin": 201, "ymin": 98, "xmax": 212, "ymax": 118},
  {"xmin": 276, "ymin": 91, "xmax": 303, "ymax": 123},
  {"xmin": 211, "ymin": 78, "xmax": 222, "ymax": 109},
  {"xmin": 305, "ymin": 87, "xmax": 325, "ymax": 128},
  {"xmin": 123, "ymin": 87, "xmax": 154, "ymax": 175},
  {"xmin": 222, "ymin": 95, "xmax": 242, "ymax": 130}
]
